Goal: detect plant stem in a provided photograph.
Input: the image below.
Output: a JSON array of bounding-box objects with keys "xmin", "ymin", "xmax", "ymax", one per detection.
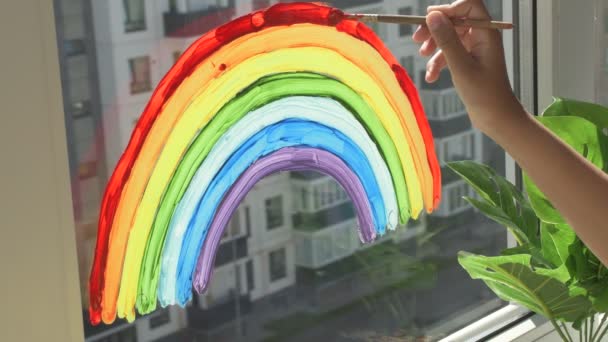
[
  {"xmin": 552, "ymin": 320, "xmax": 571, "ymax": 342},
  {"xmin": 586, "ymin": 319, "xmax": 589, "ymax": 342},
  {"xmin": 596, "ymin": 318, "xmax": 608, "ymax": 342},
  {"xmin": 591, "ymin": 314, "xmax": 608, "ymax": 342},
  {"xmin": 561, "ymin": 321, "xmax": 574, "ymax": 342},
  {"xmin": 582, "ymin": 325, "xmax": 585, "ymax": 342},
  {"xmin": 588, "ymin": 315, "xmax": 595, "ymax": 341}
]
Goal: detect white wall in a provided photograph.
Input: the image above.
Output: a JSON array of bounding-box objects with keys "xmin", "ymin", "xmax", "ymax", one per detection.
[{"xmin": 0, "ymin": 1, "xmax": 84, "ymax": 340}]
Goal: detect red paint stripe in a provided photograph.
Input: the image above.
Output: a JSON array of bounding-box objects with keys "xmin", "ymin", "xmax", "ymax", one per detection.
[{"xmin": 88, "ymin": 2, "xmax": 440, "ymax": 325}]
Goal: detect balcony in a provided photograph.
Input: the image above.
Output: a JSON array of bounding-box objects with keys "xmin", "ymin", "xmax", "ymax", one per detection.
[
  {"xmin": 420, "ymin": 87, "xmax": 467, "ymax": 121},
  {"xmin": 294, "ymin": 218, "xmax": 360, "ymax": 268},
  {"xmin": 433, "ymin": 180, "xmax": 475, "ymax": 218},
  {"xmin": 292, "ymin": 201, "xmax": 355, "ymax": 232},
  {"xmin": 163, "ymin": 6, "xmax": 236, "ymax": 38}
]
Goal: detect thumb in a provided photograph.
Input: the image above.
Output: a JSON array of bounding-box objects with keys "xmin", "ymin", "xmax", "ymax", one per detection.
[{"xmin": 426, "ymin": 11, "xmax": 473, "ymax": 70}]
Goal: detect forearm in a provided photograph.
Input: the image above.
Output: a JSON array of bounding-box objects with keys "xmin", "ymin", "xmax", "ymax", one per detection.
[{"xmin": 488, "ymin": 106, "xmax": 608, "ymax": 264}]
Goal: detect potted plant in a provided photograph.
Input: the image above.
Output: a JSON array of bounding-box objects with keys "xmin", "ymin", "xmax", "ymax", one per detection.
[{"xmin": 448, "ymin": 98, "xmax": 608, "ymax": 342}]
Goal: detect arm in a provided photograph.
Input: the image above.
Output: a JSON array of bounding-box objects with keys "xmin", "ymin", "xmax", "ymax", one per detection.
[{"xmin": 414, "ymin": 0, "xmax": 608, "ymax": 265}]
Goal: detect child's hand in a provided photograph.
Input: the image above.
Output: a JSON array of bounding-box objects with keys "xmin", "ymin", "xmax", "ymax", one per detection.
[
  {"xmin": 413, "ymin": 1, "xmax": 608, "ymax": 268},
  {"xmin": 413, "ymin": 0, "xmax": 525, "ymax": 137}
]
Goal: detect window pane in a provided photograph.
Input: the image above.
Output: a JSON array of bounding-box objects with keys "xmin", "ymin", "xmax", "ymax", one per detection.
[
  {"xmin": 55, "ymin": 0, "xmax": 513, "ymax": 341},
  {"xmin": 399, "ymin": 7, "xmax": 414, "ymax": 36},
  {"xmin": 269, "ymin": 248, "xmax": 287, "ymax": 282},
  {"xmin": 123, "ymin": 0, "xmax": 146, "ymax": 32},
  {"xmin": 265, "ymin": 195, "xmax": 284, "ymax": 230},
  {"xmin": 128, "ymin": 56, "xmax": 151, "ymax": 94}
]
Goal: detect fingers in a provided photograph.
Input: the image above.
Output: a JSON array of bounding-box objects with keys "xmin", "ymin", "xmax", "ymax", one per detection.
[
  {"xmin": 413, "ymin": 25, "xmax": 431, "ymax": 43},
  {"xmin": 427, "ymin": 0, "xmax": 491, "ymax": 20},
  {"xmin": 425, "ymin": 51, "xmax": 447, "ymax": 83},
  {"xmin": 419, "ymin": 38, "xmax": 436, "ymax": 57},
  {"xmin": 425, "ymin": 11, "xmax": 474, "ymax": 74},
  {"xmin": 415, "ymin": 25, "xmax": 469, "ymax": 55}
]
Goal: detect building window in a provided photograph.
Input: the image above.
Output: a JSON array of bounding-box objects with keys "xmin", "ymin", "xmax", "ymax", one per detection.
[
  {"xmin": 399, "ymin": 7, "xmax": 413, "ymax": 36},
  {"xmin": 400, "ymin": 55, "xmax": 415, "ymax": 77},
  {"xmin": 448, "ymin": 183, "xmax": 470, "ymax": 213},
  {"xmin": 246, "ymin": 260, "xmax": 254, "ymax": 291},
  {"xmin": 301, "ymin": 188, "xmax": 308, "ymax": 211},
  {"xmin": 222, "ymin": 210, "xmax": 242, "ymax": 241},
  {"xmin": 244, "ymin": 206, "xmax": 251, "ymax": 236},
  {"xmin": 252, "ymin": 0, "xmax": 271, "ymax": 10},
  {"xmin": 442, "ymin": 132, "xmax": 476, "ymax": 163},
  {"xmin": 149, "ymin": 308, "xmax": 171, "ymax": 329},
  {"xmin": 265, "ymin": 195, "xmax": 284, "ymax": 230},
  {"xmin": 123, "ymin": 0, "xmax": 146, "ymax": 32},
  {"xmin": 269, "ymin": 248, "xmax": 287, "ymax": 282},
  {"xmin": 128, "ymin": 56, "xmax": 151, "ymax": 94},
  {"xmin": 365, "ymin": 8, "xmax": 385, "ymax": 40},
  {"xmin": 169, "ymin": 0, "xmax": 178, "ymax": 13},
  {"xmin": 173, "ymin": 50, "xmax": 181, "ymax": 63}
]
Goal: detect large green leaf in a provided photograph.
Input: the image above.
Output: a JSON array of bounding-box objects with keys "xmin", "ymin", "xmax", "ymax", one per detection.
[
  {"xmin": 590, "ymin": 287, "xmax": 608, "ymax": 313},
  {"xmin": 544, "ymin": 97, "xmax": 608, "ymax": 130},
  {"xmin": 536, "ymin": 264, "xmax": 571, "ymax": 284},
  {"xmin": 524, "ymin": 116, "xmax": 608, "ymax": 224},
  {"xmin": 458, "ymin": 252, "xmax": 591, "ymax": 322},
  {"xmin": 449, "ymin": 161, "xmax": 538, "ymax": 245},
  {"xmin": 540, "ymin": 222, "xmax": 577, "ymax": 267},
  {"xmin": 501, "ymin": 244, "xmax": 553, "ymax": 269}
]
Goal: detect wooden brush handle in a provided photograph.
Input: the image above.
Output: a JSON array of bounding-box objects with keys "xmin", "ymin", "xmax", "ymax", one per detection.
[{"xmin": 347, "ymin": 14, "xmax": 513, "ymax": 30}]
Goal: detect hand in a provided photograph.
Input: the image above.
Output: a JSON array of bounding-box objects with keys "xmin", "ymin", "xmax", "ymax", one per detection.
[{"xmin": 413, "ymin": 0, "xmax": 526, "ymax": 137}]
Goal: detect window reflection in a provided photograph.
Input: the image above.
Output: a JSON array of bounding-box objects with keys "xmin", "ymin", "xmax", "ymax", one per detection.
[{"xmin": 54, "ymin": 0, "xmax": 510, "ymax": 341}]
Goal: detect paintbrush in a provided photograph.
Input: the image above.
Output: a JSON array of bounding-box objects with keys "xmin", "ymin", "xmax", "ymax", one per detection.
[{"xmin": 345, "ymin": 13, "xmax": 513, "ymax": 30}]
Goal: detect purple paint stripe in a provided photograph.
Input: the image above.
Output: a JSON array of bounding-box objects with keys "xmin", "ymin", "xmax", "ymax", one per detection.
[{"xmin": 192, "ymin": 147, "xmax": 376, "ymax": 293}]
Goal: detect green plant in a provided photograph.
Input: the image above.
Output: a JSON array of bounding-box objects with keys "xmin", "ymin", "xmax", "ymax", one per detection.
[{"xmin": 448, "ymin": 98, "xmax": 608, "ymax": 342}]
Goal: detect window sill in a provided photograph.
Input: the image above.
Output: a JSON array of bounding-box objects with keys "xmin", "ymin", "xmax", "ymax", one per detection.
[{"xmin": 439, "ymin": 304, "xmax": 533, "ymax": 341}]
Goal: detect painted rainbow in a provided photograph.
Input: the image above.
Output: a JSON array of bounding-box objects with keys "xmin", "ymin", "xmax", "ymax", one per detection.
[{"xmin": 88, "ymin": 2, "xmax": 441, "ymax": 325}]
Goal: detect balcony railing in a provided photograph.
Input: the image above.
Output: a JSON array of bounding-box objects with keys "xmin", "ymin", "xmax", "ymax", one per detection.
[
  {"xmin": 163, "ymin": 6, "xmax": 236, "ymax": 38},
  {"xmin": 294, "ymin": 219, "xmax": 360, "ymax": 268},
  {"xmin": 433, "ymin": 180, "xmax": 474, "ymax": 217},
  {"xmin": 294, "ymin": 218, "xmax": 422, "ymax": 269},
  {"xmin": 420, "ymin": 88, "xmax": 466, "ymax": 120}
]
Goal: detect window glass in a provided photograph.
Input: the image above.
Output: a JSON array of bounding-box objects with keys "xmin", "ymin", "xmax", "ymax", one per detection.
[
  {"xmin": 400, "ymin": 55, "xmax": 415, "ymax": 78},
  {"xmin": 172, "ymin": 50, "xmax": 181, "ymax": 63},
  {"xmin": 123, "ymin": 0, "xmax": 146, "ymax": 32},
  {"xmin": 399, "ymin": 7, "xmax": 414, "ymax": 36},
  {"xmin": 128, "ymin": 56, "xmax": 151, "ymax": 94},
  {"xmin": 265, "ymin": 195, "xmax": 284, "ymax": 230},
  {"xmin": 221, "ymin": 210, "xmax": 242, "ymax": 242},
  {"xmin": 269, "ymin": 248, "xmax": 288, "ymax": 282},
  {"xmin": 55, "ymin": 0, "xmax": 513, "ymax": 340}
]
